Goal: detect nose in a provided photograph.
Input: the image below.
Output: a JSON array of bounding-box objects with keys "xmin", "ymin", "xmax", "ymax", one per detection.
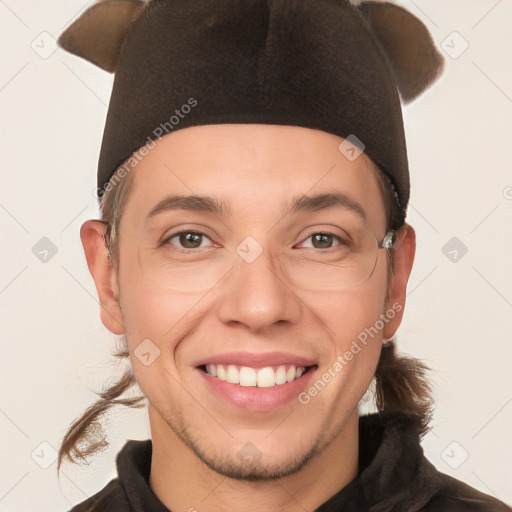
[{"xmin": 215, "ymin": 245, "xmax": 302, "ymax": 333}]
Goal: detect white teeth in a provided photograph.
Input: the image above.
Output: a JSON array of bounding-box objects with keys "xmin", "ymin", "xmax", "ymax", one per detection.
[
  {"xmin": 257, "ymin": 367, "xmax": 276, "ymax": 388},
  {"xmin": 204, "ymin": 364, "xmax": 308, "ymax": 387},
  {"xmin": 275, "ymin": 365, "xmax": 287, "ymax": 385},
  {"xmin": 226, "ymin": 364, "xmax": 239, "ymax": 384},
  {"xmin": 239, "ymin": 366, "xmax": 257, "ymax": 386},
  {"xmin": 216, "ymin": 365, "xmax": 226, "ymax": 381}
]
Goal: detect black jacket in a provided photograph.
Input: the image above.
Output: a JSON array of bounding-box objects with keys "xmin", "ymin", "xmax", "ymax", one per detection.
[{"xmin": 67, "ymin": 412, "xmax": 511, "ymax": 511}]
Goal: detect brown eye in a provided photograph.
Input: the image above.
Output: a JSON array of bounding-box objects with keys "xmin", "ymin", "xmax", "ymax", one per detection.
[
  {"xmin": 298, "ymin": 232, "xmax": 343, "ymax": 250},
  {"xmin": 311, "ymin": 233, "xmax": 335, "ymax": 249},
  {"xmin": 179, "ymin": 232, "xmax": 203, "ymax": 248},
  {"xmin": 164, "ymin": 231, "xmax": 213, "ymax": 250}
]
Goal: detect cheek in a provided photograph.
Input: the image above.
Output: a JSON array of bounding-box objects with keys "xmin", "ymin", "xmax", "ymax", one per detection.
[
  {"xmin": 323, "ymin": 288, "xmax": 385, "ymax": 367},
  {"xmin": 315, "ymin": 258, "xmax": 388, "ymax": 344},
  {"xmin": 308, "ymin": 265, "xmax": 388, "ymax": 398},
  {"xmin": 117, "ymin": 281, "xmax": 203, "ymax": 403},
  {"xmin": 117, "ymin": 248, "xmax": 203, "ymax": 357}
]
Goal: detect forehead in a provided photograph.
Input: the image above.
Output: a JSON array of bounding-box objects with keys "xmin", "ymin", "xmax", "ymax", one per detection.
[{"xmin": 122, "ymin": 124, "xmax": 386, "ymax": 229}]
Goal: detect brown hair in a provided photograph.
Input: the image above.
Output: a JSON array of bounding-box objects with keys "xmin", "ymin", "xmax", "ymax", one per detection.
[{"xmin": 57, "ymin": 160, "xmax": 433, "ymax": 472}]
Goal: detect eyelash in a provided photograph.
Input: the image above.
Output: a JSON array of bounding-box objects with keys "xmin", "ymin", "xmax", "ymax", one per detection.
[{"xmin": 162, "ymin": 230, "xmax": 346, "ymax": 253}]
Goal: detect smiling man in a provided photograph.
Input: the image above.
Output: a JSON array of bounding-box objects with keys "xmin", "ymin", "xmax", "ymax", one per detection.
[
  {"xmin": 56, "ymin": 1, "xmax": 511, "ymax": 511},
  {"xmin": 92, "ymin": 123, "xmax": 407, "ymax": 509}
]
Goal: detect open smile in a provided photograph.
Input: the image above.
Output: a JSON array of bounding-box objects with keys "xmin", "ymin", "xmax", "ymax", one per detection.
[{"xmin": 196, "ymin": 363, "xmax": 318, "ymax": 411}]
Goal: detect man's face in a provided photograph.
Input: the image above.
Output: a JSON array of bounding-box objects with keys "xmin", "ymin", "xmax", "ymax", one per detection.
[{"xmin": 112, "ymin": 124, "xmax": 397, "ymax": 480}]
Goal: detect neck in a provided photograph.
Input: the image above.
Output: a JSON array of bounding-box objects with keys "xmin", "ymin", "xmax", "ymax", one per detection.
[{"xmin": 148, "ymin": 407, "xmax": 359, "ymax": 512}]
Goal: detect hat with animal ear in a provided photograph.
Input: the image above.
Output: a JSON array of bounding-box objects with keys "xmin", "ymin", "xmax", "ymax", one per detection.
[{"xmin": 58, "ymin": 0, "xmax": 444, "ymax": 214}]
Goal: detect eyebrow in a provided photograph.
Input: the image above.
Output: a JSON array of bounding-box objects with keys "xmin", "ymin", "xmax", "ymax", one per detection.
[
  {"xmin": 145, "ymin": 192, "xmax": 366, "ymax": 221},
  {"xmin": 288, "ymin": 192, "xmax": 366, "ymax": 220}
]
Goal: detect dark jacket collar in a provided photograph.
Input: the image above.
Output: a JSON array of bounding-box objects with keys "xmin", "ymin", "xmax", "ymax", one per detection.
[
  {"xmin": 316, "ymin": 412, "xmax": 444, "ymax": 511},
  {"xmin": 115, "ymin": 411, "xmax": 445, "ymax": 511}
]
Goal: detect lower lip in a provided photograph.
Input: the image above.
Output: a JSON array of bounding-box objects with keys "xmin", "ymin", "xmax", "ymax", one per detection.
[{"xmin": 196, "ymin": 366, "xmax": 318, "ymax": 412}]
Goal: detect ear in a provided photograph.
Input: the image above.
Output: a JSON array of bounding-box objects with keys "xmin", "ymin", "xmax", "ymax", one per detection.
[
  {"xmin": 359, "ymin": 1, "xmax": 444, "ymax": 103},
  {"xmin": 383, "ymin": 223, "xmax": 415, "ymax": 339},
  {"xmin": 80, "ymin": 220, "xmax": 125, "ymax": 335},
  {"xmin": 58, "ymin": 0, "xmax": 146, "ymax": 73}
]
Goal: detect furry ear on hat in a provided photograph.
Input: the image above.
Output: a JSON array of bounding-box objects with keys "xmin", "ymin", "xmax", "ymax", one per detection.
[
  {"xmin": 58, "ymin": 0, "xmax": 146, "ymax": 73},
  {"xmin": 58, "ymin": 0, "xmax": 445, "ymax": 210},
  {"xmin": 58, "ymin": 0, "xmax": 443, "ymax": 100},
  {"xmin": 358, "ymin": 1, "xmax": 444, "ymax": 103}
]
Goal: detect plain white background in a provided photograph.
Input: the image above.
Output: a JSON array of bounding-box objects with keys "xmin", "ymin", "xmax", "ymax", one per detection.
[{"xmin": 1, "ymin": 0, "xmax": 511, "ymax": 510}]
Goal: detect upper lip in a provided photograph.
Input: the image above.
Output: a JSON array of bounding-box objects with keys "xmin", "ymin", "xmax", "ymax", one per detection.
[{"xmin": 193, "ymin": 351, "xmax": 317, "ymax": 369}]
